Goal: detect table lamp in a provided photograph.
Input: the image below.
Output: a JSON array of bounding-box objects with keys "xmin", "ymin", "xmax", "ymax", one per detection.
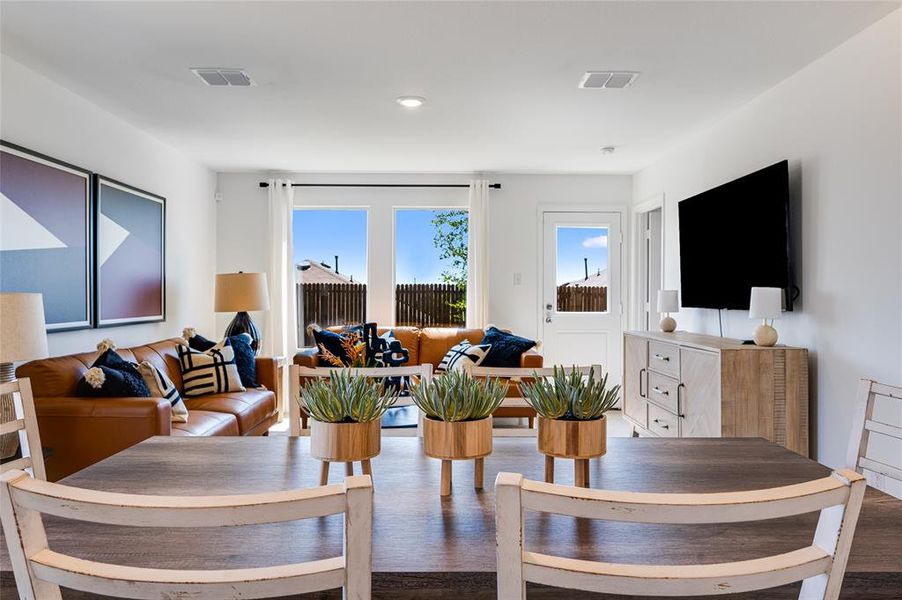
[
  {"xmin": 0, "ymin": 292, "xmax": 49, "ymax": 458},
  {"xmin": 215, "ymin": 272, "xmax": 270, "ymax": 353},
  {"xmin": 749, "ymin": 287, "xmax": 782, "ymax": 347},
  {"xmin": 657, "ymin": 290, "xmax": 679, "ymax": 332}
]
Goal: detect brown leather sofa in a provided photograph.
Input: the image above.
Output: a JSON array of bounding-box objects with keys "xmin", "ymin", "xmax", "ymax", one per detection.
[
  {"xmin": 17, "ymin": 338, "xmax": 280, "ymax": 481},
  {"xmin": 294, "ymin": 326, "xmax": 543, "ymax": 426}
]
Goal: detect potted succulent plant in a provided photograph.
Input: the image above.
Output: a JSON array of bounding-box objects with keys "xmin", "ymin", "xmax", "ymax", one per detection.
[
  {"xmin": 409, "ymin": 370, "xmax": 508, "ymax": 496},
  {"xmin": 301, "ymin": 369, "xmax": 399, "ymax": 485},
  {"xmin": 519, "ymin": 366, "xmax": 620, "ymax": 488}
]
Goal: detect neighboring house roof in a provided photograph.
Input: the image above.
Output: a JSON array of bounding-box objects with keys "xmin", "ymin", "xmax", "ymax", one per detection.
[
  {"xmin": 296, "ymin": 259, "xmax": 355, "ymax": 284},
  {"xmin": 562, "ymin": 269, "xmax": 608, "ymax": 287}
]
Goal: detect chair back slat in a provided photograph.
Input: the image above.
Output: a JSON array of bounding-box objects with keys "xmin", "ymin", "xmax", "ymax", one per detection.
[
  {"xmin": 0, "ymin": 378, "xmax": 46, "ymax": 480},
  {"xmin": 847, "ymin": 378, "xmax": 902, "ymax": 495},
  {"xmin": 10, "ymin": 477, "xmax": 348, "ymax": 527},
  {"xmin": 0, "ymin": 471, "xmax": 373, "ymax": 599},
  {"xmin": 520, "ymin": 473, "xmax": 853, "ymax": 524},
  {"xmin": 30, "ymin": 551, "xmax": 346, "ymax": 600},
  {"xmin": 496, "ymin": 470, "xmax": 866, "ymax": 599},
  {"xmin": 0, "ymin": 418, "xmax": 26, "ymax": 436},
  {"xmin": 466, "ymin": 364, "xmax": 601, "ymax": 379},
  {"xmin": 522, "ymin": 547, "xmax": 832, "ymax": 597}
]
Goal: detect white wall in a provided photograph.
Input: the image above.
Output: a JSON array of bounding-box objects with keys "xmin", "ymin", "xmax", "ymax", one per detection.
[
  {"xmin": 215, "ymin": 172, "xmax": 631, "ymax": 340},
  {"xmin": 1, "ymin": 55, "xmax": 218, "ymax": 356},
  {"xmin": 633, "ymin": 11, "xmax": 902, "ymax": 468}
]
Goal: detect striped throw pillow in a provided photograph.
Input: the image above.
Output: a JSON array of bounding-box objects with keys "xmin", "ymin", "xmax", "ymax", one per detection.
[
  {"xmin": 177, "ymin": 340, "xmax": 246, "ymax": 397},
  {"xmin": 436, "ymin": 340, "xmax": 491, "ymax": 373},
  {"xmin": 137, "ymin": 361, "xmax": 189, "ymax": 423}
]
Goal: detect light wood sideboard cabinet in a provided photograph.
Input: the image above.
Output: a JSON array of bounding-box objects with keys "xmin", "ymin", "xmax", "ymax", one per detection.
[{"xmin": 622, "ymin": 331, "xmax": 809, "ymax": 456}]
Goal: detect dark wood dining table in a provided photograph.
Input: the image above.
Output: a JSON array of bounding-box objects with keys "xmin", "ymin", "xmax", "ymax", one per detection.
[{"xmin": 2, "ymin": 436, "xmax": 900, "ymax": 599}]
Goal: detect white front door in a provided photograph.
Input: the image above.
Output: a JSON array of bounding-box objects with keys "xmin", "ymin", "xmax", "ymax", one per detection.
[{"xmin": 541, "ymin": 211, "xmax": 622, "ymax": 386}]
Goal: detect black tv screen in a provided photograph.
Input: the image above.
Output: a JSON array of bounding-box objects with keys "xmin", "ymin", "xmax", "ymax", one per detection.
[{"xmin": 678, "ymin": 160, "xmax": 792, "ymax": 311}]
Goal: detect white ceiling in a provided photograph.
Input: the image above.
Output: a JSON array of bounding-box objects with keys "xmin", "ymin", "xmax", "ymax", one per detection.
[{"xmin": 1, "ymin": 1, "xmax": 898, "ymax": 174}]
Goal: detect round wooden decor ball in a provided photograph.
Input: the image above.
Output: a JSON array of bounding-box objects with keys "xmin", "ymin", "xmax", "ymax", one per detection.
[
  {"xmin": 754, "ymin": 324, "xmax": 779, "ymax": 347},
  {"xmin": 659, "ymin": 316, "xmax": 677, "ymax": 333}
]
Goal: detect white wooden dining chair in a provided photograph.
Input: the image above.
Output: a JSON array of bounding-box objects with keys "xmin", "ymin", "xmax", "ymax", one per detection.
[
  {"xmin": 847, "ymin": 378, "xmax": 902, "ymax": 495},
  {"xmin": 0, "ymin": 470, "xmax": 374, "ymax": 599},
  {"xmin": 289, "ymin": 364, "xmax": 433, "ymax": 436},
  {"xmin": 0, "ymin": 378, "xmax": 46, "ymax": 480},
  {"xmin": 495, "ymin": 469, "xmax": 866, "ymax": 599}
]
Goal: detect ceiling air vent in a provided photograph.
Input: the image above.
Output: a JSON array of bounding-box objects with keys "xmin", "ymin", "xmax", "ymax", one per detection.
[
  {"xmin": 578, "ymin": 71, "xmax": 640, "ymax": 89},
  {"xmin": 191, "ymin": 68, "xmax": 255, "ymax": 87}
]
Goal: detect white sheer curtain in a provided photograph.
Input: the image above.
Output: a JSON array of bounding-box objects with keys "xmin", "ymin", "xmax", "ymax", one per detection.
[
  {"xmin": 265, "ymin": 179, "xmax": 297, "ymax": 414},
  {"xmin": 466, "ymin": 179, "xmax": 489, "ymax": 328}
]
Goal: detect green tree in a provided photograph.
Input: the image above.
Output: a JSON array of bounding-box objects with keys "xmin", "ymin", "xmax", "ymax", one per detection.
[{"xmin": 431, "ymin": 210, "xmax": 468, "ymax": 321}]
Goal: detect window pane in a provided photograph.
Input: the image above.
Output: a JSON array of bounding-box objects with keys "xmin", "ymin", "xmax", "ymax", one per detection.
[
  {"xmin": 395, "ymin": 209, "xmax": 467, "ymax": 327},
  {"xmin": 293, "ymin": 210, "xmax": 367, "ymax": 343},
  {"xmin": 556, "ymin": 226, "xmax": 608, "ymax": 313}
]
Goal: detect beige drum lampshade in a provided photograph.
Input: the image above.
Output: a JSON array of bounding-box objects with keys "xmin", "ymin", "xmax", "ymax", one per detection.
[
  {"xmin": 0, "ymin": 292, "xmax": 49, "ymax": 364},
  {"xmin": 215, "ymin": 272, "xmax": 270, "ymax": 313}
]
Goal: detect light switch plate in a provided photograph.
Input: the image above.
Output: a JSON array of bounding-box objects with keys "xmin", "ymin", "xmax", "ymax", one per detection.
[{"xmin": 513, "ymin": 272, "xmax": 522, "ymax": 286}]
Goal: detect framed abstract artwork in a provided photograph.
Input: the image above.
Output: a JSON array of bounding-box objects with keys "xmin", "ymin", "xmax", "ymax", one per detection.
[
  {"xmin": 94, "ymin": 175, "xmax": 166, "ymax": 327},
  {"xmin": 0, "ymin": 141, "xmax": 93, "ymax": 331}
]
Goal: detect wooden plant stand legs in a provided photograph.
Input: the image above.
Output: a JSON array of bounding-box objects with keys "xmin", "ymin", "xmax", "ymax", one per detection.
[
  {"xmin": 439, "ymin": 458, "xmax": 486, "ymax": 497},
  {"xmin": 543, "ymin": 456, "xmax": 591, "ymax": 488},
  {"xmin": 319, "ymin": 460, "xmax": 373, "ymax": 485}
]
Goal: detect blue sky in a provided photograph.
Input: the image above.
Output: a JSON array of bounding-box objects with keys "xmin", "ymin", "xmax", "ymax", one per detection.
[
  {"xmin": 292, "ymin": 209, "xmax": 466, "ymax": 284},
  {"xmin": 395, "ymin": 209, "xmax": 466, "ymax": 283},
  {"xmin": 293, "ymin": 210, "xmax": 368, "ymax": 283},
  {"xmin": 556, "ymin": 226, "xmax": 609, "ymax": 284}
]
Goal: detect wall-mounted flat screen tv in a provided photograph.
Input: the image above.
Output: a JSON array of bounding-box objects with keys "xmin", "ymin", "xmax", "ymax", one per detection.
[{"xmin": 678, "ymin": 160, "xmax": 793, "ymax": 311}]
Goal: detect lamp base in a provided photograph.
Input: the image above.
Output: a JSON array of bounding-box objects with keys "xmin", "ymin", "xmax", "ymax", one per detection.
[
  {"xmin": 224, "ymin": 312, "xmax": 261, "ymax": 354},
  {"xmin": 659, "ymin": 316, "xmax": 677, "ymax": 333},
  {"xmin": 753, "ymin": 324, "xmax": 779, "ymax": 347}
]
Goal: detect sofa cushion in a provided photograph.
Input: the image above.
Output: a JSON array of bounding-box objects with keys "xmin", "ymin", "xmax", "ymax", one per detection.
[
  {"xmin": 419, "ymin": 327, "xmax": 484, "ymax": 368},
  {"xmin": 187, "ymin": 332, "xmax": 257, "ymax": 388},
  {"xmin": 131, "ymin": 340, "xmax": 185, "ymax": 389},
  {"xmin": 183, "ymin": 388, "xmax": 276, "ymax": 435},
  {"xmin": 479, "ymin": 326, "xmax": 537, "ymax": 367},
  {"xmin": 137, "ymin": 362, "xmax": 189, "ymax": 423},
  {"xmin": 76, "ymin": 365, "xmax": 149, "ymax": 398},
  {"xmin": 171, "ymin": 410, "xmax": 240, "ymax": 436},
  {"xmin": 436, "ymin": 341, "xmax": 492, "ymax": 373},
  {"xmin": 177, "ymin": 340, "xmax": 246, "ymax": 397}
]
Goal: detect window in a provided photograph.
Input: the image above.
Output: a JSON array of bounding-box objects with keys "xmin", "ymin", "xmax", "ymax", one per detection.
[
  {"xmin": 394, "ymin": 209, "xmax": 467, "ymax": 327},
  {"xmin": 556, "ymin": 226, "xmax": 608, "ymax": 313},
  {"xmin": 292, "ymin": 209, "xmax": 367, "ymax": 343}
]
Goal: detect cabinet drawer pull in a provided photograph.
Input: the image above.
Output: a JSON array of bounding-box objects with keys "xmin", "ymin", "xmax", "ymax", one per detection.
[
  {"xmin": 651, "ymin": 386, "xmax": 669, "ymax": 396},
  {"xmin": 639, "ymin": 368, "xmax": 647, "ymax": 398},
  {"xmin": 652, "ymin": 418, "xmax": 670, "ymax": 430},
  {"xmin": 653, "ymin": 353, "xmax": 670, "ymax": 362}
]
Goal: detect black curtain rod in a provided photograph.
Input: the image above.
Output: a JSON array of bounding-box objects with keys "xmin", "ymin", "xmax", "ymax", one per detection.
[{"xmin": 258, "ymin": 182, "xmax": 501, "ymax": 189}]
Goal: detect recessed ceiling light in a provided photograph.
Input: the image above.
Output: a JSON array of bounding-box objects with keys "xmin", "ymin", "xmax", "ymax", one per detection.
[
  {"xmin": 396, "ymin": 96, "xmax": 426, "ymax": 108},
  {"xmin": 601, "ymin": 146, "xmax": 616, "ymax": 155}
]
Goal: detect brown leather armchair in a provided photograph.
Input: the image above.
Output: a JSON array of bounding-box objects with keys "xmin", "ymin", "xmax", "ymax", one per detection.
[{"xmin": 17, "ymin": 338, "xmax": 280, "ymax": 481}]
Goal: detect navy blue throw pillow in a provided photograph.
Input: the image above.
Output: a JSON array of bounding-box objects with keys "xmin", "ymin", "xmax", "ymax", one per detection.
[
  {"xmin": 77, "ymin": 349, "xmax": 151, "ymax": 397},
  {"xmin": 187, "ymin": 333, "xmax": 257, "ymax": 388},
  {"xmin": 479, "ymin": 326, "xmax": 537, "ymax": 368},
  {"xmin": 312, "ymin": 324, "xmax": 365, "ymax": 366}
]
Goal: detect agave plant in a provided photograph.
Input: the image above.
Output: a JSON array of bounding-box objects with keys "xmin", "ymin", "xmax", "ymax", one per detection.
[
  {"xmin": 519, "ymin": 366, "xmax": 620, "ymax": 421},
  {"xmin": 409, "ymin": 370, "xmax": 508, "ymax": 422},
  {"xmin": 300, "ymin": 370, "xmax": 399, "ymax": 423}
]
